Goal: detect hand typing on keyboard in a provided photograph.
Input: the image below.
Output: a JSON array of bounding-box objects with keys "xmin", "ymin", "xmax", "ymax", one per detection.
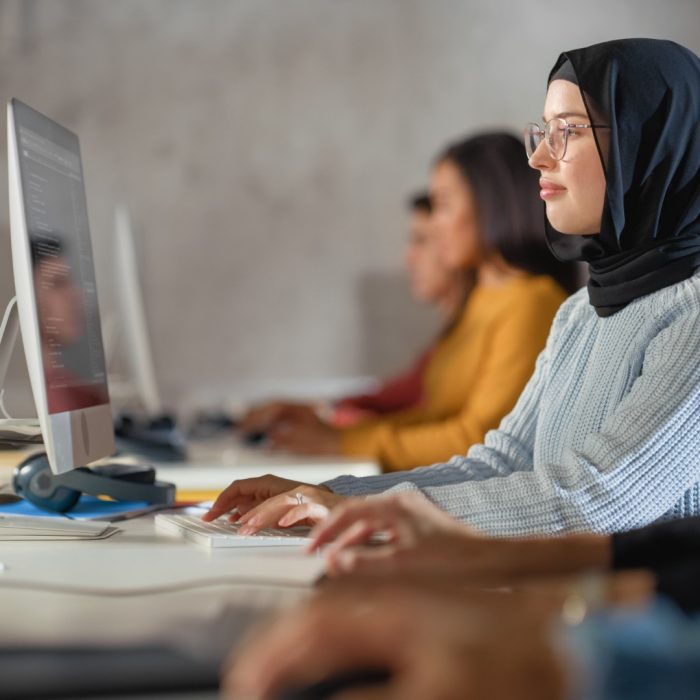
[
  {"xmin": 202, "ymin": 475, "xmax": 346, "ymax": 535},
  {"xmin": 156, "ymin": 513, "xmax": 312, "ymax": 548}
]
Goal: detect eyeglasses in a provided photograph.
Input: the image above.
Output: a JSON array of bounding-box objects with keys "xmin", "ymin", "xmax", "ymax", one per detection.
[{"xmin": 523, "ymin": 118, "xmax": 609, "ymax": 161}]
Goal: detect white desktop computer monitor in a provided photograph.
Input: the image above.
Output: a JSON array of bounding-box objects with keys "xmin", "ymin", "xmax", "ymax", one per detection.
[
  {"xmin": 113, "ymin": 205, "xmax": 163, "ymax": 417},
  {"xmin": 7, "ymin": 98, "xmax": 115, "ymax": 475}
]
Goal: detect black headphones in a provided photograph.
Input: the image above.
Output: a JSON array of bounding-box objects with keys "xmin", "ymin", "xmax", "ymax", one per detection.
[{"xmin": 13, "ymin": 452, "xmax": 176, "ymax": 513}]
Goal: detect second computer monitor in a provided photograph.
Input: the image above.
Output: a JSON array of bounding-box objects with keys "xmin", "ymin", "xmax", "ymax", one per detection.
[{"xmin": 113, "ymin": 205, "xmax": 163, "ymax": 417}]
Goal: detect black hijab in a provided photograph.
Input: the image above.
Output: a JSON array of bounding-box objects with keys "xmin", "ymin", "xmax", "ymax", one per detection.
[{"xmin": 545, "ymin": 39, "xmax": 700, "ymax": 316}]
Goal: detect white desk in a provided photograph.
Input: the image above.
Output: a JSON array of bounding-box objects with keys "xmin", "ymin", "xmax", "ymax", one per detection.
[
  {"xmin": 0, "ymin": 516, "xmax": 322, "ymax": 645},
  {"xmin": 0, "ymin": 515, "xmax": 323, "ymax": 697},
  {"xmin": 0, "ymin": 440, "xmax": 374, "ymax": 696}
]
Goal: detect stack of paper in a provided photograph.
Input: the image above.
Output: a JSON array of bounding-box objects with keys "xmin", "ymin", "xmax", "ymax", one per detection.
[
  {"xmin": 0, "ymin": 514, "xmax": 116, "ymax": 540},
  {"xmin": 0, "ymin": 418, "xmax": 43, "ymax": 446}
]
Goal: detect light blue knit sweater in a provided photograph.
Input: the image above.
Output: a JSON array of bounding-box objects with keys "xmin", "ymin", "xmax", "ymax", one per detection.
[{"xmin": 325, "ymin": 270, "xmax": 700, "ymax": 536}]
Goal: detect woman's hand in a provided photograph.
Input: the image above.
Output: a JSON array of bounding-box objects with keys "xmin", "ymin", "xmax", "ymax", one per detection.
[
  {"xmin": 235, "ymin": 483, "xmax": 346, "ymax": 534},
  {"xmin": 239, "ymin": 400, "xmax": 306, "ymax": 436},
  {"xmin": 266, "ymin": 407, "xmax": 342, "ymax": 455},
  {"xmin": 222, "ymin": 583, "xmax": 567, "ymax": 700},
  {"xmin": 240, "ymin": 401, "xmax": 341, "ymax": 455},
  {"xmin": 202, "ymin": 475, "xmax": 310, "ymax": 522},
  {"xmin": 202, "ymin": 474, "xmax": 346, "ymax": 533},
  {"xmin": 307, "ymin": 491, "xmax": 486, "ymax": 577}
]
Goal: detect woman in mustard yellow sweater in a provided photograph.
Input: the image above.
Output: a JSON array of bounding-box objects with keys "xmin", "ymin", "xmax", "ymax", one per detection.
[{"xmin": 241, "ymin": 133, "xmax": 579, "ymax": 472}]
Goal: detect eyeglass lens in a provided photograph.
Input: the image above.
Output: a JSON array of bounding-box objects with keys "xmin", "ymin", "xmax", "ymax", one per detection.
[{"xmin": 524, "ymin": 119, "xmax": 567, "ymax": 159}]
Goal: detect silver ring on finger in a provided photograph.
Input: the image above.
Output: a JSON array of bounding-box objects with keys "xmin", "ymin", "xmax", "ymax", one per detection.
[{"xmin": 294, "ymin": 492, "xmax": 304, "ymax": 506}]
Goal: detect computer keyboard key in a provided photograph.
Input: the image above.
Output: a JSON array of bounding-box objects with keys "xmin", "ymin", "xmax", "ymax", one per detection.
[{"xmin": 155, "ymin": 513, "xmax": 311, "ymax": 548}]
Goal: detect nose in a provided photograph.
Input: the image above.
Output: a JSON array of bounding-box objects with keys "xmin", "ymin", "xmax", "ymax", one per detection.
[{"xmin": 528, "ymin": 139, "xmax": 554, "ymax": 171}]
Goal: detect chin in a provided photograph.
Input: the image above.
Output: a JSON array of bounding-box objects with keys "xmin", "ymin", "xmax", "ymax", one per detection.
[
  {"xmin": 546, "ymin": 204, "xmax": 600, "ymax": 236},
  {"xmin": 551, "ymin": 223, "xmax": 598, "ymax": 235},
  {"xmin": 547, "ymin": 213, "xmax": 584, "ymax": 236}
]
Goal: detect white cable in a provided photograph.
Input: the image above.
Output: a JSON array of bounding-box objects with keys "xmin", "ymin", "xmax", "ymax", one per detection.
[
  {"xmin": 0, "ymin": 389, "xmax": 14, "ymax": 420},
  {"xmin": 0, "ymin": 297, "xmax": 18, "ymax": 418},
  {"xmin": 0, "ymin": 296, "xmax": 18, "ymax": 344},
  {"xmin": 0, "ymin": 576, "xmax": 314, "ymax": 598},
  {"xmin": 0, "ymin": 297, "xmax": 41, "ymax": 425}
]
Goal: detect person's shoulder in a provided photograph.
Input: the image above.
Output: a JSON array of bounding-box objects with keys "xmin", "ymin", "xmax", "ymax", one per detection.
[
  {"xmin": 546, "ymin": 284, "xmax": 592, "ymax": 335},
  {"xmin": 629, "ymin": 270, "xmax": 700, "ymax": 358},
  {"xmin": 645, "ymin": 268, "xmax": 700, "ymax": 321}
]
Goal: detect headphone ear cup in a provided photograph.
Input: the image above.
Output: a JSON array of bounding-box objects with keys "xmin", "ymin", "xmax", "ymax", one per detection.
[{"xmin": 12, "ymin": 453, "xmax": 81, "ymax": 513}]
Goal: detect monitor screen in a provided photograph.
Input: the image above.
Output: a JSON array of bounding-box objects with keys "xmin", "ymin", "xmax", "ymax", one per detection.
[{"xmin": 12, "ymin": 100, "xmax": 109, "ymax": 415}]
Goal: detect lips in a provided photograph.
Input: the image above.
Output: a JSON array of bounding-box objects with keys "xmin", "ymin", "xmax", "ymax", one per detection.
[{"xmin": 539, "ymin": 178, "xmax": 566, "ymax": 200}]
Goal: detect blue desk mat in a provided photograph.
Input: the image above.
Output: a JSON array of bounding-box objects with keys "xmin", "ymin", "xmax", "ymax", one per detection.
[{"xmin": 0, "ymin": 495, "xmax": 153, "ymax": 520}]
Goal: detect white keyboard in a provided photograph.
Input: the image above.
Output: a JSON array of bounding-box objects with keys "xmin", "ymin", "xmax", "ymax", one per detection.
[{"xmin": 155, "ymin": 513, "xmax": 311, "ymax": 549}]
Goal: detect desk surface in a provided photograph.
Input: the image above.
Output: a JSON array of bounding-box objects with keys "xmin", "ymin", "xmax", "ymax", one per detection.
[
  {"xmin": 0, "ymin": 438, "xmax": 371, "ymax": 694},
  {"xmin": 0, "ymin": 515, "xmax": 322, "ymax": 646},
  {"xmin": 0, "ymin": 515, "xmax": 321, "ymax": 696}
]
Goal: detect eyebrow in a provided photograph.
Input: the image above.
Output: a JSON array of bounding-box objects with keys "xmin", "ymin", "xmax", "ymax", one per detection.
[{"xmin": 542, "ymin": 111, "xmax": 591, "ymax": 122}]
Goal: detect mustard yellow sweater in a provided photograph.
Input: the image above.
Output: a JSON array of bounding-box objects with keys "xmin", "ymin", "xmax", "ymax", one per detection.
[{"xmin": 340, "ymin": 274, "xmax": 567, "ymax": 472}]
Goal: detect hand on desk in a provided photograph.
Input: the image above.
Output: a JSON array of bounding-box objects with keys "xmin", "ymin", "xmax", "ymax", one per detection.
[
  {"xmin": 240, "ymin": 400, "xmax": 305, "ymax": 435},
  {"xmin": 222, "ymin": 581, "xmax": 568, "ymax": 700},
  {"xmin": 202, "ymin": 475, "xmax": 346, "ymax": 534},
  {"xmin": 240, "ymin": 401, "xmax": 342, "ymax": 456}
]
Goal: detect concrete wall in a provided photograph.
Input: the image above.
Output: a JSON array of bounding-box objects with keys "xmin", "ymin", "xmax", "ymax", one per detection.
[{"xmin": 1, "ymin": 0, "xmax": 699, "ymax": 414}]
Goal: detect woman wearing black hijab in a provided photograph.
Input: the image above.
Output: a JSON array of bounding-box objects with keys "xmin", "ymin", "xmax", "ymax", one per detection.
[
  {"xmin": 204, "ymin": 39, "xmax": 700, "ymax": 546},
  {"xmin": 538, "ymin": 39, "xmax": 700, "ymax": 316}
]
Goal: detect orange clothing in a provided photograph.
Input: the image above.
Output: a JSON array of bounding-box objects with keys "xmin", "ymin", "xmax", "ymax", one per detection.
[{"xmin": 339, "ymin": 274, "xmax": 567, "ymax": 472}]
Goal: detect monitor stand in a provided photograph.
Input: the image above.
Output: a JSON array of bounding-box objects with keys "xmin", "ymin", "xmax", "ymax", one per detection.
[{"xmin": 12, "ymin": 452, "xmax": 176, "ymax": 513}]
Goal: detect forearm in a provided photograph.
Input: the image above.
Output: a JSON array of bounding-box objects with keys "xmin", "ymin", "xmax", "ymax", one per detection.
[
  {"xmin": 380, "ymin": 406, "xmax": 700, "ymax": 534},
  {"xmin": 324, "ymin": 458, "xmax": 481, "ymax": 497},
  {"xmin": 328, "ymin": 341, "xmax": 546, "ymax": 496},
  {"xmin": 494, "ymin": 533, "xmax": 612, "ymax": 580},
  {"xmin": 328, "ymin": 423, "xmax": 541, "ymax": 501},
  {"xmin": 388, "ymin": 531, "xmax": 613, "ymax": 585}
]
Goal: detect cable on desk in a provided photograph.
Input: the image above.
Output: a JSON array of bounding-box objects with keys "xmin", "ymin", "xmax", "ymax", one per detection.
[{"xmin": 0, "ymin": 576, "xmax": 317, "ymax": 598}]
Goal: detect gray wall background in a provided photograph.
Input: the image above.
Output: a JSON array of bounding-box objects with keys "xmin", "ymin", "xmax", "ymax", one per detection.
[{"xmin": 1, "ymin": 0, "xmax": 699, "ymax": 414}]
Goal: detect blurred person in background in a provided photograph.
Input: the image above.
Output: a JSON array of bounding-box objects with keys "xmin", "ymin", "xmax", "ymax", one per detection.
[
  {"xmin": 330, "ymin": 192, "xmax": 469, "ymax": 427},
  {"xmin": 241, "ymin": 132, "xmax": 579, "ymax": 473}
]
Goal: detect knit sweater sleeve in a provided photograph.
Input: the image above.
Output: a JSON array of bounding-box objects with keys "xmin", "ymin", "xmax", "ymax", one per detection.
[
  {"xmin": 326, "ymin": 293, "xmax": 700, "ymax": 536},
  {"xmin": 337, "ymin": 290, "xmax": 556, "ymax": 472},
  {"xmin": 323, "ymin": 301, "xmax": 555, "ymax": 496}
]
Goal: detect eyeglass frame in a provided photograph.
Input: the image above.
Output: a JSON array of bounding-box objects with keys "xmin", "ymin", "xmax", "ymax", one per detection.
[{"xmin": 524, "ymin": 118, "xmax": 610, "ymax": 161}]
